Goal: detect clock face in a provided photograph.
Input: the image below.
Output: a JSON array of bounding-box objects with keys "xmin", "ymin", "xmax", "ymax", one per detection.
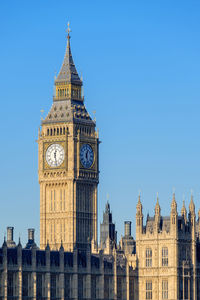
[
  {"xmin": 80, "ymin": 144, "xmax": 94, "ymax": 169},
  {"xmin": 46, "ymin": 143, "xmax": 65, "ymax": 167}
]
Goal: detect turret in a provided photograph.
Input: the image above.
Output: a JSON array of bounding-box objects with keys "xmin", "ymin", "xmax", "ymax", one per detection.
[
  {"xmin": 100, "ymin": 202, "xmax": 117, "ymax": 252},
  {"xmin": 189, "ymin": 194, "xmax": 197, "ymax": 297},
  {"xmin": 136, "ymin": 194, "xmax": 143, "ymax": 237},
  {"xmin": 189, "ymin": 194, "xmax": 196, "ymax": 233},
  {"xmin": 154, "ymin": 193, "xmax": 161, "ymax": 232},
  {"xmin": 120, "ymin": 221, "xmax": 135, "ymax": 254},
  {"xmin": 181, "ymin": 199, "xmax": 187, "ymax": 224},
  {"xmin": 189, "ymin": 194, "xmax": 195, "ymax": 216},
  {"xmin": 170, "ymin": 193, "xmax": 178, "ymax": 235}
]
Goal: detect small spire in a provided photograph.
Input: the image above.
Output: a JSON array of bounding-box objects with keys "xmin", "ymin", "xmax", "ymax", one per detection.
[
  {"xmin": 155, "ymin": 192, "xmax": 161, "ymax": 216},
  {"xmin": 2, "ymin": 236, "xmax": 7, "ymax": 247},
  {"xmin": 105, "ymin": 201, "xmax": 110, "ymax": 213},
  {"xmin": 18, "ymin": 237, "xmax": 22, "ymax": 247},
  {"xmin": 60, "ymin": 240, "xmax": 64, "ymax": 251},
  {"xmin": 189, "ymin": 192, "xmax": 195, "ymax": 213},
  {"xmin": 138, "ymin": 192, "xmax": 141, "ymax": 203},
  {"xmin": 137, "ymin": 192, "xmax": 142, "ymax": 212},
  {"xmin": 181, "ymin": 199, "xmax": 186, "ymax": 212},
  {"xmin": 181, "ymin": 197, "xmax": 187, "ymax": 222},
  {"xmin": 171, "ymin": 192, "xmax": 177, "ymax": 212},
  {"xmin": 45, "ymin": 240, "xmax": 50, "ymax": 251}
]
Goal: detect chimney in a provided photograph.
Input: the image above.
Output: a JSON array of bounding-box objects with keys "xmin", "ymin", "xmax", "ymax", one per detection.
[
  {"xmin": 7, "ymin": 227, "xmax": 14, "ymax": 241},
  {"xmin": 124, "ymin": 221, "xmax": 131, "ymax": 237},
  {"xmin": 28, "ymin": 228, "xmax": 35, "ymax": 241},
  {"xmin": 7, "ymin": 227, "xmax": 16, "ymax": 248},
  {"xmin": 25, "ymin": 228, "xmax": 37, "ymax": 249}
]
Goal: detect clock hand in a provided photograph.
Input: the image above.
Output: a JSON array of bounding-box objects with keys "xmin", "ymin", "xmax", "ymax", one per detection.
[{"xmin": 54, "ymin": 150, "xmax": 57, "ymax": 165}]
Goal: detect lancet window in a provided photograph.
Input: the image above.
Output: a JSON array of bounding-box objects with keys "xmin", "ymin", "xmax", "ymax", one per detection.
[{"xmin": 146, "ymin": 248, "xmax": 152, "ymax": 267}]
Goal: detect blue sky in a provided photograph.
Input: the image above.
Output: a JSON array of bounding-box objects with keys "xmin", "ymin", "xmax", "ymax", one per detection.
[{"xmin": 0, "ymin": 0, "xmax": 200, "ymax": 245}]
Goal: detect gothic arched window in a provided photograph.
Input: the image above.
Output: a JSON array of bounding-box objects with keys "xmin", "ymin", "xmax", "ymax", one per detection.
[
  {"xmin": 162, "ymin": 247, "xmax": 168, "ymax": 266},
  {"xmin": 146, "ymin": 248, "xmax": 152, "ymax": 267}
]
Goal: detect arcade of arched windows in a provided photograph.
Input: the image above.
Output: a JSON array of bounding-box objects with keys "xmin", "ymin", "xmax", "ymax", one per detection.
[
  {"xmin": 57, "ymin": 88, "xmax": 69, "ymax": 98},
  {"xmin": 46, "ymin": 126, "xmax": 69, "ymax": 136},
  {"xmin": 76, "ymin": 125, "xmax": 93, "ymax": 136},
  {"xmin": 45, "ymin": 125, "xmax": 94, "ymax": 137},
  {"xmin": 57, "ymin": 88, "xmax": 81, "ymax": 99}
]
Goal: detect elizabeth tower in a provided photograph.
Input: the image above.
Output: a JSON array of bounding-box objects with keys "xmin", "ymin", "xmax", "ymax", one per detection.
[{"xmin": 38, "ymin": 26, "xmax": 99, "ymax": 251}]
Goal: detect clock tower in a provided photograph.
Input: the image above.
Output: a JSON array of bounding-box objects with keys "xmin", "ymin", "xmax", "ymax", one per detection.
[{"xmin": 38, "ymin": 26, "xmax": 99, "ymax": 251}]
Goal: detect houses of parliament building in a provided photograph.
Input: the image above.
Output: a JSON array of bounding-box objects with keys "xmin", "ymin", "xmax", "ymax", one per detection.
[{"xmin": 0, "ymin": 26, "xmax": 200, "ymax": 300}]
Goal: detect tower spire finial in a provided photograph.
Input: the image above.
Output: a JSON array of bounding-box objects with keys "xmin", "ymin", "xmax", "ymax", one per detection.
[{"xmin": 67, "ymin": 21, "xmax": 71, "ymax": 40}]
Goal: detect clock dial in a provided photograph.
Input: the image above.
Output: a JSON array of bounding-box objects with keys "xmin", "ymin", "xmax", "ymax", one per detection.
[
  {"xmin": 80, "ymin": 144, "xmax": 94, "ymax": 169},
  {"xmin": 46, "ymin": 144, "xmax": 64, "ymax": 167}
]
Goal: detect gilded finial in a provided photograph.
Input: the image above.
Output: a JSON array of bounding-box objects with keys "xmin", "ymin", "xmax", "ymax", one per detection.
[{"xmin": 66, "ymin": 21, "xmax": 71, "ymax": 38}]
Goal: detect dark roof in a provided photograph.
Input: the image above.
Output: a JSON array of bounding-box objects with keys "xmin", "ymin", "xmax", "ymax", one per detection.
[
  {"xmin": 42, "ymin": 100, "xmax": 94, "ymax": 125},
  {"xmin": 55, "ymin": 35, "xmax": 82, "ymax": 86}
]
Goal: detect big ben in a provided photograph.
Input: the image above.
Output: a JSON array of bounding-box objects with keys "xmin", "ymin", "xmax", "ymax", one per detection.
[{"xmin": 38, "ymin": 25, "xmax": 99, "ymax": 251}]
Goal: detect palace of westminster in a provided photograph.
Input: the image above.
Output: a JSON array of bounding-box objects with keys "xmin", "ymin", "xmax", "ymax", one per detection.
[{"xmin": 0, "ymin": 26, "xmax": 200, "ymax": 300}]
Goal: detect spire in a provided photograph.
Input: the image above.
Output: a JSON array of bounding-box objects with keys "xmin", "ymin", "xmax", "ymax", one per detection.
[
  {"xmin": 136, "ymin": 193, "xmax": 143, "ymax": 214},
  {"xmin": 59, "ymin": 240, "xmax": 64, "ymax": 251},
  {"xmin": 18, "ymin": 237, "xmax": 22, "ymax": 247},
  {"xmin": 105, "ymin": 201, "xmax": 110, "ymax": 214},
  {"xmin": 181, "ymin": 199, "xmax": 187, "ymax": 222},
  {"xmin": 55, "ymin": 22, "xmax": 82, "ymax": 86},
  {"xmin": 171, "ymin": 192, "xmax": 177, "ymax": 212},
  {"xmin": 2, "ymin": 236, "xmax": 7, "ymax": 248},
  {"xmin": 155, "ymin": 192, "xmax": 161, "ymax": 216},
  {"xmin": 189, "ymin": 192, "xmax": 195, "ymax": 214},
  {"xmin": 45, "ymin": 240, "xmax": 50, "ymax": 251}
]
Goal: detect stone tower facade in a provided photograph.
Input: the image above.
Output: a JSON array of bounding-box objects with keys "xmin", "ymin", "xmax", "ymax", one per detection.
[
  {"xmin": 38, "ymin": 27, "xmax": 99, "ymax": 251},
  {"xmin": 136, "ymin": 193, "xmax": 200, "ymax": 300},
  {"xmin": 100, "ymin": 202, "xmax": 117, "ymax": 252}
]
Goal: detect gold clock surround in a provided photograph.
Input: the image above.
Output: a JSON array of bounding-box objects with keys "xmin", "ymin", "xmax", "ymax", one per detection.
[{"xmin": 43, "ymin": 141, "xmax": 66, "ymax": 170}]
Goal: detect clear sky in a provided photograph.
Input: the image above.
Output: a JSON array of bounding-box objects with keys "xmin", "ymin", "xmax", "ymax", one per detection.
[{"xmin": 0, "ymin": 0, "xmax": 200, "ymax": 246}]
